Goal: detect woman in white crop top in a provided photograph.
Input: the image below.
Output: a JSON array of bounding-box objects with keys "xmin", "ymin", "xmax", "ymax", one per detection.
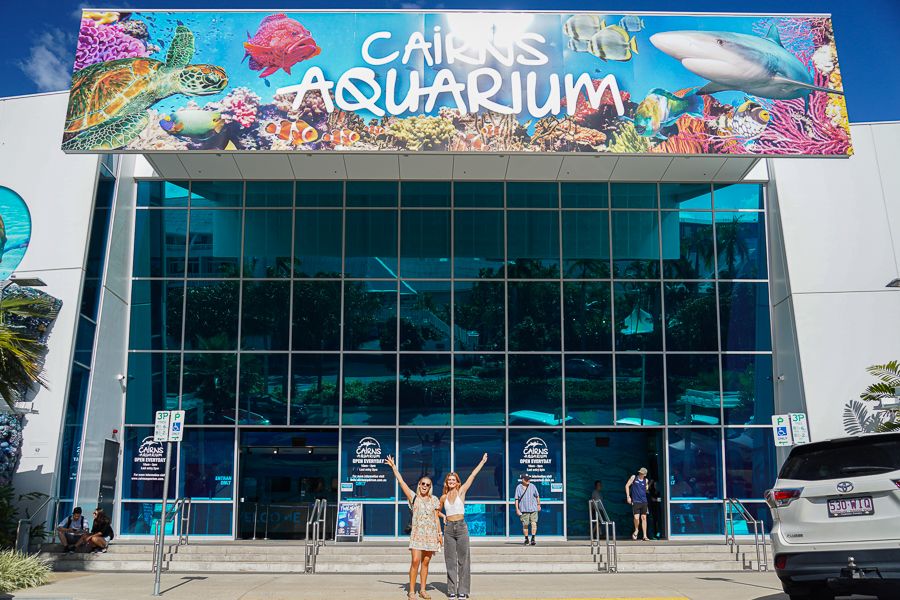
[{"xmin": 439, "ymin": 453, "xmax": 488, "ymax": 600}]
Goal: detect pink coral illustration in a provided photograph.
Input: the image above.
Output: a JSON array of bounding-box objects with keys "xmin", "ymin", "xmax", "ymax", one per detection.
[
  {"xmin": 74, "ymin": 19, "xmax": 149, "ymax": 72},
  {"xmin": 217, "ymin": 87, "xmax": 262, "ymax": 128}
]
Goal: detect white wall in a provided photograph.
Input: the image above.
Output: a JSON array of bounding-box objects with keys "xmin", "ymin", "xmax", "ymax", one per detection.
[{"xmin": 769, "ymin": 122, "xmax": 900, "ymax": 441}]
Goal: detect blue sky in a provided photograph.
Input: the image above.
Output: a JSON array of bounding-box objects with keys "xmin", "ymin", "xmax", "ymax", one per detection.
[{"xmin": 1, "ymin": 0, "xmax": 898, "ymax": 123}]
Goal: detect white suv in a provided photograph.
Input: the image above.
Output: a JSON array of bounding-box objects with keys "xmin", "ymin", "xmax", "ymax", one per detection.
[{"xmin": 766, "ymin": 432, "xmax": 900, "ymax": 600}]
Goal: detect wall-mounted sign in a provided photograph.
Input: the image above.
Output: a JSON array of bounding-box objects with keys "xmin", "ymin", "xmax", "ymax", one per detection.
[
  {"xmin": 62, "ymin": 10, "xmax": 850, "ymax": 156},
  {"xmin": 335, "ymin": 501, "xmax": 363, "ymax": 542},
  {"xmin": 772, "ymin": 414, "xmax": 794, "ymax": 447},
  {"xmin": 341, "ymin": 433, "xmax": 395, "ymax": 500},
  {"xmin": 789, "ymin": 412, "xmax": 810, "ymax": 445},
  {"xmin": 133, "ymin": 436, "xmax": 166, "ymax": 483},
  {"xmin": 517, "ymin": 436, "xmax": 560, "ymax": 491}
]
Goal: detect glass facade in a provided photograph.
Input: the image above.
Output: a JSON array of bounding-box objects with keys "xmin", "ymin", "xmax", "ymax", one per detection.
[{"xmin": 123, "ymin": 180, "xmax": 774, "ymax": 538}]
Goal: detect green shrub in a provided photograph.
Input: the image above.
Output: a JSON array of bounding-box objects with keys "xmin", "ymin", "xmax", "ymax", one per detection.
[{"xmin": 0, "ymin": 550, "xmax": 49, "ymax": 593}]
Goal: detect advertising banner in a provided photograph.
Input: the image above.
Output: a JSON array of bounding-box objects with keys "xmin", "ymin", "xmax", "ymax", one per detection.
[
  {"xmin": 335, "ymin": 501, "xmax": 363, "ymax": 542},
  {"xmin": 341, "ymin": 432, "xmax": 395, "ymax": 500},
  {"xmin": 63, "ymin": 10, "xmax": 850, "ymax": 155}
]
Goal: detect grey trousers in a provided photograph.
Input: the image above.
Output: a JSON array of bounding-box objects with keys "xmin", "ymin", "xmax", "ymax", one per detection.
[{"xmin": 443, "ymin": 520, "xmax": 471, "ymax": 596}]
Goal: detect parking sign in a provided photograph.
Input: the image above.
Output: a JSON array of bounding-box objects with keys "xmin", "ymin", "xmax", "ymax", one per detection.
[
  {"xmin": 168, "ymin": 410, "xmax": 185, "ymax": 442},
  {"xmin": 154, "ymin": 411, "xmax": 171, "ymax": 442},
  {"xmin": 789, "ymin": 413, "xmax": 810, "ymax": 445},
  {"xmin": 772, "ymin": 414, "xmax": 794, "ymax": 447}
]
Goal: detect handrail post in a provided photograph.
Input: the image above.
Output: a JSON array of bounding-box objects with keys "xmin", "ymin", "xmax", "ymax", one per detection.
[
  {"xmin": 252, "ymin": 503, "xmax": 258, "ymax": 540},
  {"xmin": 263, "ymin": 504, "xmax": 270, "ymax": 540}
]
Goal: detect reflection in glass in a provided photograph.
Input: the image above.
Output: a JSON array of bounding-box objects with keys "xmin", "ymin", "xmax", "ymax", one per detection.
[
  {"xmin": 296, "ymin": 181, "xmax": 342, "ymax": 207},
  {"xmin": 343, "ymin": 281, "xmax": 397, "ymax": 351},
  {"xmin": 191, "ymin": 181, "xmax": 243, "ymax": 207},
  {"xmin": 345, "ymin": 210, "xmax": 398, "ymax": 278},
  {"xmin": 564, "ymin": 282, "xmax": 612, "ymax": 351},
  {"xmin": 561, "ymin": 182, "xmax": 608, "ymax": 208},
  {"xmin": 179, "ymin": 429, "xmax": 235, "ymax": 499},
  {"xmin": 187, "ymin": 209, "xmax": 242, "ymax": 277},
  {"xmin": 401, "ymin": 181, "xmax": 450, "ymax": 207},
  {"xmin": 401, "ymin": 211, "xmax": 450, "ymax": 278},
  {"xmin": 506, "ymin": 182, "xmax": 558, "ymax": 208},
  {"xmin": 454, "ymin": 430, "xmax": 505, "ymax": 500},
  {"xmin": 188, "ymin": 504, "xmax": 233, "ymax": 536},
  {"xmin": 125, "ymin": 353, "xmax": 179, "ymax": 424},
  {"xmin": 133, "ymin": 210, "xmax": 187, "ymax": 277},
  {"xmin": 664, "ymin": 282, "xmax": 718, "ymax": 351},
  {"xmin": 719, "ymin": 282, "xmax": 771, "ymax": 351},
  {"xmin": 716, "ymin": 212, "xmax": 767, "ymax": 279},
  {"xmin": 239, "ymin": 354, "xmax": 288, "ymax": 425},
  {"xmin": 291, "ymin": 354, "xmax": 339, "ymax": 425},
  {"xmin": 183, "ymin": 281, "xmax": 239, "ymax": 350},
  {"xmin": 181, "ymin": 353, "xmax": 237, "ymax": 425},
  {"xmin": 399, "ymin": 354, "xmax": 451, "ymax": 425},
  {"xmin": 342, "ymin": 354, "xmax": 397, "ymax": 425},
  {"xmin": 666, "ymin": 355, "xmax": 721, "ymax": 425},
  {"xmin": 241, "ymin": 281, "xmax": 290, "ymax": 350},
  {"xmin": 399, "ymin": 429, "xmax": 450, "ymax": 496},
  {"xmin": 294, "ymin": 210, "xmax": 342, "ymax": 277},
  {"xmin": 507, "ymin": 211, "xmax": 559, "ymax": 277},
  {"xmin": 246, "ymin": 181, "xmax": 292, "ymax": 207},
  {"xmin": 454, "ymin": 355, "xmax": 505, "ymax": 426},
  {"xmin": 660, "ymin": 183, "xmax": 711, "ymax": 210},
  {"xmin": 616, "ymin": 354, "xmax": 664, "ymax": 425},
  {"xmin": 614, "ymin": 282, "xmax": 662, "ymax": 351},
  {"xmin": 611, "ymin": 183, "xmax": 657, "ymax": 209},
  {"xmin": 670, "ymin": 502, "xmax": 723, "ymax": 536},
  {"xmin": 363, "ymin": 504, "xmax": 396, "ymax": 536},
  {"xmin": 508, "ymin": 355, "xmax": 561, "ymax": 425},
  {"xmin": 128, "ymin": 280, "xmax": 183, "ymax": 351},
  {"xmin": 455, "ymin": 281, "xmax": 504, "ymax": 351},
  {"xmin": 668, "ymin": 428, "xmax": 722, "ymax": 500},
  {"xmin": 347, "ymin": 181, "xmax": 397, "ymax": 207},
  {"xmin": 293, "ymin": 281, "xmax": 341, "ymax": 351},
  {"xmin": 723, "ymin": 354, "xmax": 774, "ymax": 425},
  {"xmin": 454, "ymin": 210, "xmax": 504, "ymax": 278},
  {"xmin": 508, "ymin": 504, "xmax": 564, "ymax": 537},
  {"xmin": 137, "ymin": 180, "xmax": 189, "ymax": 207},
  {"xmin": 563, "ymin": 211, "xmax": 610, "ymax": 278},
  {"xmin": 399, "ymin": 281, "xmax": 450, "ymax": 351},
  {"xmin": 612, "ymin": 211, "xmax": 660, "ymax": 278},
  {"xmin": 243, "ymin": 211, "xmax": 291, "ymax": 277},
  {"xmin": 714, "ymin": 184, "xmax": 763, "ymax": 210},
  {"xmin": 661, "ymin": 212, "xmax": 714, "ymax": 279},
  {"xmin": 454, "ymin": 181, "xmax": 503, "ymax": 208},
  {"xmin": 564, "ymin": 354, "xmax": 613, "ymax": 425},
  {"xmin": 726, "ymin": 428, "xmax": 775, "ymax": 499},
  {"xmin": 508, "ymin": 282, "xmax": 560, "ymax": 351}
]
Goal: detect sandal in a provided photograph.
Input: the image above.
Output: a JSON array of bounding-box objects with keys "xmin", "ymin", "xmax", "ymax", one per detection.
[
  {"xmin": 419, "ymin": 592, "xmax": 432, "ymax": 600},
  {"xmin": 408, "ymin": 594, "xmax": 416, "ymax": 600},
  {"xmin": 642, "ymin": 537, "xmax": 651, "ymax": 541},
  {"xmin": 631, "ymin": 532, "xmax": 638, "ymax": 540}
]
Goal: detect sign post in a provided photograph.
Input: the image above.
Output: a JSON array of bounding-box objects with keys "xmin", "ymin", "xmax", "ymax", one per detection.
[
  {"xmin": 772, "ymin": 414, "xmax": 794, "ymax": 447},
  {"xmin": 152, "ymin": 410, "xmax": 184, "ymax": 597}
]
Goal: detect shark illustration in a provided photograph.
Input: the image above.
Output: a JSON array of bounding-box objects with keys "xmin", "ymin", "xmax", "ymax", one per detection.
[{"xmin": 649, "ymin": 25, "xmax": 844, "ymax": 107}]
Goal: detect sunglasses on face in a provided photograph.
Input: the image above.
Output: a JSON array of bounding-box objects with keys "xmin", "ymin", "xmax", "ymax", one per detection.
[{"xmin": 419, "ymin": 483, "xmax": 431, "ymax": 488}]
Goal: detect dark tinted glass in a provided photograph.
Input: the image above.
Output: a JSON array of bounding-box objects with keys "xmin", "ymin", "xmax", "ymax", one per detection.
[
  {"xmin": 664, "ymin": 282, "xmax": 718, "ymax": 351},
  {"xmin": 660, "ymin": 184, "xmax": 711, "ymax": 210},
  {"xmin": 722, "ymin": 354, "xmax": 774, "ymax": 425},
  {"xmin": 241, "ymin": 281, "xmax": 290, "ymax": 350},
  {"xmin": 243, "ymin": 211, "xmax": 292, "ymax": 278},
  {"xmin": 666, "ymin": 354, "xmax": 721, "ymax": 426},
  {"xmin": 399, "ymin": 281, "xmax": 450, "ymax": 351},
  {"xmin": 563, "ymin": 211, "xmax": 610, "ymax": 278},
  {"xmin": 564, "ymin": 282, "xmax": 612, "ymax": 351},
  {"xmin": 612, "ymin": 212, "xmax": 660, "ymax": 278},
  {"xmin": 454, "ymin": 429, "xmax": 505, "ymax": 500},
  {"xmin": 726, "ymin": 428, "xmax": 776, "ymax": 499},
  {"xmin": 508, "ymin": 355, "xmax": 561, "ymax": 425},
  {"xmin": 454, "ymin": 355, "xmax": 505, "ymax": 426},
  {"xmin": 508, "ymin": 282, "xmax": 560, "ymax": 351},
  {"xmin": 661, "ymin": 212, "xmax": 714, "ymax": 279},
  {"xmin": 73, "ymin": 316, "xmax": 95, "ymax": 365},
  {"xmin": 182, "ymin": 353, "xmax": 237, "ymax": 424},
  {"xmin": 341, "ymin": 430, "xmax": 396, "ymax": 499},
  {"xmin": 347, "ymin": 181, "xmax": 397, "ymax": 207},
  {"xmin": 125, "ymin": 353, "xmax": 179, "ymax": 424},
  {"xmin": 779, "ymin": 434, "xmax": 900, "ymax": 481},
  {"xmin": 345, "ymin": 210, "xmax": 398, "ymax": 278},
  {"xmin": 719, "ymin": 282, "xmax": 771, "ymax": 351},
  {"xmin": 183, "ymin": 280, "xmax": 239, "ymax": 350},
  {"xmin": 561, "ymin": 182, "xmax": 608, "ymax": 208},
  {"xmin": 401, "ymin": 211, "xmax": 450, "ymax": 278},
  {"xmin": 611, "ymin": 183, "xmax": 656, "ymax": 209},
  {"xmin": 344, "ymin": 281, "xmax": 397, "ymax": 351},
  {"xmin": 615, "ymin": 354, "xmax": 664, "ymax": 426},
  {"xmin": 128, "ymin": 280, "xmax": 183, "ymax": 350},
  {"xmin": 564, "ymin": 354, "xmax": 613, "ymax": 425},
  {"xmin": 399, "ymin": 354, "xmax": 451, "ymax": 425},
  {"xmin": 122, "ymin": 427, "xmax": 176, "ymax": 500},
  {"xmin": 294, "ymin": 210, "xmax": 342, "ymax": 277},
  {"xmin": 363, "ymin": 504, "xmax": 396, "ymax": 536},
  {"xmin": 716, "ymin": 212, "xmax": 767, "ymax": 279},
  {"xmin": 239, "ymin": 354, "xmax": 288, "ymax": 425},
  {"xmin": 714, "ymin": 184, "xmax": 763, "ymax": 210},
  {"xmin": 455, "ymin": 281, "xmax": 504, "ymax": 351},
  {"xmin": 454, "ymin": 181, "xmax": 503, "ymax": 208},
  {"xmin": 668, "ymin": 428, "xmax": 722, "ymax": 499},
  {"xmin": 132, "ymin": 210, "xmax": 187, "ymax": 277},
  {"xmin": 191, "ymin": 181, "xmax": 242, "ymax": 207},
  {"xmin": 245, "ymin": 181, "xmax": 292, "ymax": 207},
  {"xmin": 296, "ymin": 181, "xmax": 342, "ymax": 207},
  {"xmin": 399, "ymin": 429, "xmax": 450, "ymax": 490},
  {"xmin": 137, "ymin": 180, "xmax": 189, "ymax": 207},
  {"xmin": 292, "ymin": 281, "xmax": 341, "ymax": 351},
  {"xmin": 508, "ymin": 503, "xmax": 564, "ymax": 536},
  {"xmin": 509, "ymin": 429, "xmax": 562, "ymax": 499},
  {"xmin": 613, "ymin": 282, "xmax": 662, "ymax": 351},
  {"xmin": 179, "ymin": 429, "xmax": 235, "ymax": 499},
  {"xmin": 507, "ymin": 211, "xmax": 559, "ymax": 277},
  {"xmin": 670, "ymin": 503, "xmax": 723, "ymax": 536},
  {"xmin": 187, "ymin": 210, "xmax": 242, "ymax": 277},
  {"xmin": 291, "ymin": 354, "xmax": 339, "ymax": 425},
  {"xmin": 188, "ymin": 504, "xmax": 233, "ymax": 536},
  {"xmin": 506, "ymin": 182, "xmax": 558, "ymax": 208},
  {"xmin": 454, "ymin": 210, "xmax": 504, "ymax": 278},
  {"xmin": 401, "ymin": 181, "xmax": 450, "ymax": 207},
  {"xmin": 342, "ymin": 354, "xmax": 397, "ymax": 425}
]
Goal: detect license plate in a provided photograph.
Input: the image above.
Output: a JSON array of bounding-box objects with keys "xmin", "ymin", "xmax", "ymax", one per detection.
[{"xmin": 827, "ymin": 496, "xmax": 874, "ymax": 518}]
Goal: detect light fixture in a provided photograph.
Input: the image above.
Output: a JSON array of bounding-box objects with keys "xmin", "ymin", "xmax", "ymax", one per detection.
[
  {"xmin": 8, "ymin": 275, "xmax": 46, "ymax": 287},
  {"xmin": 887, "ymin": 278, "xmax": 900, "ymax": 288}
]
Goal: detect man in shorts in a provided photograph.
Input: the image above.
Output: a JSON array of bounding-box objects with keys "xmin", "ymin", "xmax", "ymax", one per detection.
[
  {"xmin": 56, "ymin": 507, "xmax": 88, "ymax": 552},
  {"xmin": 625, "ymin": 467, "xmax": 650, "ymax": 540},
  {"xmin": 514, "ymin": 474, "xmax": 541, "ymax": 546}
]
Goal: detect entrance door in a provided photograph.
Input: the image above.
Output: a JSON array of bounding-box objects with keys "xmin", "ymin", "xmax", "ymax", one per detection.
[
  {"xmin": 97, "ymin": 439, "xmax": 119, "ymax": 515},
  {"xmin": 565, "ymin": 429, "xmax": 665, "ymax": 539},
  {"xmin": 238, "ymin": 430, "xmax": 338, "ymax": 540}
]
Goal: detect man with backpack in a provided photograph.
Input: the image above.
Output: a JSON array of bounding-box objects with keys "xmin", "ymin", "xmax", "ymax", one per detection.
[{"xmin": 57, "ymin": 506, "xmax": 89, "ymax": 552}]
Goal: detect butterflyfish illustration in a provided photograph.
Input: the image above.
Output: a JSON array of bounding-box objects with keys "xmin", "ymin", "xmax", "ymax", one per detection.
[
  {"xmin": 713, "ymin": 100, "xmax": 771, "ymax": 139},
  {"xmin": 588, "ymin": 24, "xmax": 639, "ymax": 62},
  {"xmin": 563, "ymin": 15, "xmax": 607, "ymax": 41},
  {"xmin": 619, "ymin": 16, "xmax": 645, "ymax": 33}
]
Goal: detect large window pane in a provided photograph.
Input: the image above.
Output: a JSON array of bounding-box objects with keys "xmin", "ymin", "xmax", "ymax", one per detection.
[
  {"xmin": 660, "ymin": 184, "xmax": 711, "ymax": 210},
  {"xmin": 719, "ymin": 282, "xmax": 771, "ymax": 351},
  {"xmin": 293, "ymin": 281, "xmax": 341, "ymax": 351},
  {"xmin": 362, "ymin": 504, "xmax": 396, "ymax": 536},
  {"xmin": 454, "ymin": 210, "xmax": 504, "ymax": 278},
  {"xmin": 508, "ymin": 355, "xmax": 561, "ymax": 425},
  {"xmin": 181, "ymin": 352, "xmax": 237, "ymax": 425},
  {"xmin": 564, "ymin": 354, "xmax": 613, "ymax": 425},
  {"xmin": 454, "ymin": 355, "xmax": 505, "ymax": 426},
  {"xmin": 714, "ymin": 184, "xmax": 763, "ymax": 210},
  {"xmin": 342, "ymin": 354, "xmax": 397, "ymax": 425},
  {"xmin": 670, "ymin": 502, "xmax": 723, "ymax": 536},
  {"xmin": 187, "ymin": 209, "xmax": 242, "ymax": 277},
  {"xmin": 399, "ymin": 429, "xmax": 450, "ymax": 489},
  {"xmin": 341, "ymin": 430, "xmax": 396, "ymax": 499},
  {"xmin": 401, "ymin": 181, "xmax": 450, "ymax": 207},
  {"xmin": 243, "ymin": 210, "xmax": 291, "ymax": 278},
  {"xmin": 239, "ymin": 354, "xmax": 288, "ymax": 425},
  {"xmin": 129, "ymin": 280, "xmax": 183, "ymax": 350},
  {"xmin": 507, "ymin": 211, "xmax": 559, "ymax": 277},
  {"xmin": 508, "ymin": 282, "xmax": 560, "ymax": 351},
  {"xmin": 564, "ymin": 282, "xmax": 612, "ymax": 351},
  {"xmin": 296, "ymin": 181, "xmax": 342, "ymax": 207},
  {"xmin": 133, "ymin": 210, "xmax": 187, "ymax": 277},
  {"xmin": 454, "ymin": 181, "xmax": 503, "ymax": 208},
  {"xmin": 612, "ymin": 211, "xmax": 659, "ymax": 278},
  {"xmin": 716, "ymin": 212, "xmax": 767, "ymax": 279},
  {"xmin": 344, "ymin": 281, "xmax": 397, "ymax": 351},
  {"xmin": 183, "ymin": 281, "xmax": 239, "ymax": 350},
  {"xmin": 726, "ymin": 428, "xmax": 776, "ymax": 499},
  {"xmin": 399, "ymin": 281, "xmax": 450, "ymax": 351},
  {"xmin": 508, "ymin": 504, "xmax": 564, "ymax": 537},
  {"xmin": 661, "ymin": 212, "xmax": 714, "ymax": 279},
  {"xmin": 137, "ymin": 180, "xmax": 189, "ymax": 207},
  {"xmin": 506, "ymin": 182, "xmax": 558, "ymax": 208},
  {"xmin": 561, "ymin": 182, "xmax": 608, "ymax": 208},
  {"xmin": 563, "ymin": 211, "xmax": 610, "ymax": 279},
  {"xmin": 615, "ymin": 354, "xmax": 664, "ymax": 426},
  {"xmin": 122, "ymin": 427, "xmax": 176, "ymax": 500},
  {"xmin": 179, "ymin": 429, "xmax": 235, "ymax": 499},
  {"xmin": 667, "ymin": 355, "xmax": 721, "ymax": 426},
  {"xmin": 668, "ymin": 428, "xmax": 722, "ymax": 500},
  {"xmin": 664, "ymin": 282, "xmax": 718, "ymax": 351},
  {"xmin": 294, "ymin": 210, "xmax": 342, "ymax": 277},
  {"xmin": 401, "ymin": 211, "xmax": 450, "ymax": 278},
  {"xmin": 723, "ymin": 354, "xmax": 774, "ymax": 426},
  {"xmin": 347, "ymin": 181, "xmax": 397, "ymax": 207},
  {"xmin": 241, "ymin": 281, "xmax": 290, "ymax": 350},
  {"xmin": 454, "ymin": 430, "xmax": 505, "ymax": 500},
  {"xmin": 246, "ymin": 181, "xmax": 292, "ymax": 208},
  {"xmin": 456, "ymin": 503, "xmax": 506, "ymax": 537},
  {"xmin": 125, "ymin": 353, "xmax": 179, "ymax": 424},
  {"xmin": 399, "ymin": 354, "xmax": 451, "ymax": 425},
  {"xmin": 611, "ymin": 183, "xmax": 656, "ymax": 209},
  {"xmin": 191, "ymin": 181, "xmax": 242, "ymax": 207},
  {"xmin": 508, "ymin": 430, "xmax": 562, "ymax": 500},
  {"xmin": 614, "ymin": 282, "xmax": 662, "ymax": 351},
  {"xmin": 455, "ymin": 281, "xmax": 504, "ymax": 351},
  {"xmin": 345, "ymin": 210, "xmax": 398, "ymax": 278},
  {"xmin": 291, "ymin": 354, "xmax": 339, "ymax": 425},
  {"xmin": 188, "ymin": 504, "xmax": 233, "ymax": 536}
]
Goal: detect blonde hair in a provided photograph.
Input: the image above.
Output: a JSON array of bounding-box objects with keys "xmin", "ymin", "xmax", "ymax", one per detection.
[
  {"xmin": 417, "ymin": 476, "xmax": 434, "ymax": 497},
  {"xmin": 443, "ymin": 471, "xmax": 461, "ymax": 496}
]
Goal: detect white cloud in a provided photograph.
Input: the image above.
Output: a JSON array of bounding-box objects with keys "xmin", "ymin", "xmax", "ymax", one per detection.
[{"xmin": 17, "ymin": 29, "xmax": 73, "ymax": 92}]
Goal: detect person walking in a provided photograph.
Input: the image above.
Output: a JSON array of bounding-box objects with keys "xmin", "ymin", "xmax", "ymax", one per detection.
[
  {"xmin": 625, "ymin": 467, "xmax": 650, "ymax": 541},
  {"xmin": 386, "ymin": 455, "xmax": 442, "ymax": 600},
  {"xmin": 514, "ymin": 474, "xmax": 541, "ymax": 546},
  {"xmin": 439, "ymin": 452, "xmax": 488, "ymax": 600}
]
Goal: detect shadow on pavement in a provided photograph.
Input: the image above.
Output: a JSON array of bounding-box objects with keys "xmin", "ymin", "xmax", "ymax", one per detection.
[{"xmin": 161, "ymin": 576, "xmax": 208, "ymax": 595}]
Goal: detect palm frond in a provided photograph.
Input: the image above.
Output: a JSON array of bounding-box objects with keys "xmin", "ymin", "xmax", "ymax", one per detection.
[
  {"xmin": 861, "ymin": 381, "xmax": 898, "ymax": 401},
  {"xmin": 0, "ymin": 295, "xmax": 60, "ymax": 321},
  {"xmin": 0, "ymin": 326, "xmax": 48, "ymax": 408},
  {"xmin": 843, "ymin": 399, "xmax": 876, "ymax": 436},
  {"xmin": 865, "ymin": 361, "xmax": 900, "ymax": 385}
]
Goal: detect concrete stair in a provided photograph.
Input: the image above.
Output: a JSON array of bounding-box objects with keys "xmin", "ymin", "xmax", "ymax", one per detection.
[{"xmin": 41, "ymin": 541, "xmax": 771, "ymax": 574}]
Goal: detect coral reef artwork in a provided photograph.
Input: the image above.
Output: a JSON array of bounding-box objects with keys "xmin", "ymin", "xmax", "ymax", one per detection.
[
  {"xmin": 0, "ymin": 414, "xmax": 23, "ymax": 486},
  {"xmin": 62, "ymin": 11, "xmax": 852, "ymax": 156}
]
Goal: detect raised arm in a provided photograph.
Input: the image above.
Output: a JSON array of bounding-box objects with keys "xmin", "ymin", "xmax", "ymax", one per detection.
[
  {"xmin": 385, "ymin": 455, "xmax": 415, "ymax": 503},
  {"xmin": 460, "ymin": 453, "xmax": 489, "ymax": 495}
]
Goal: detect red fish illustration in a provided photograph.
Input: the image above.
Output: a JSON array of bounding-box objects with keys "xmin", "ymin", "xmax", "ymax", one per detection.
[
  {"xmin": 265, "ymin": 119, "xmax": 318, "ymax": 145},
  {"xmin": 243, "ymin": 13, "xmax": 321, "ymax": 78}
]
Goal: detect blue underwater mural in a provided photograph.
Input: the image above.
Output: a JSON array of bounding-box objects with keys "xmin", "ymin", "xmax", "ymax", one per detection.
[{"xmin": 0, "ymin": 187, "xmax": 32, "ymax": 281}]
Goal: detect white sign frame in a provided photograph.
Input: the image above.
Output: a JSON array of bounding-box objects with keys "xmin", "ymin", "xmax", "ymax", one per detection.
[
  {"xmin": 789, "ymin": 412, "xmax": 810, "ymax": 445},
  {"xmin": 772, "ymin": 414, "xmax": 794, "ymax": 447},
  {"xmin": 153, "ymin": 411, "xmax": 171, "ymax": 442}
]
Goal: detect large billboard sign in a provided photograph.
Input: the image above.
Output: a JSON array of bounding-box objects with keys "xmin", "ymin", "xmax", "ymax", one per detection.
[{"xmin": 62, "ymin": 10, "xmax": 851, "ymax": 156}]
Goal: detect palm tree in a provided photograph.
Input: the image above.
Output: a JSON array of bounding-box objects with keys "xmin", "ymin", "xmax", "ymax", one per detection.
[
  {"xmin": 860, "ymin": 361, "xmax": 900, "ymax": 432},
  {"xmin": 716, "ymin": 216, "xmax": 751, "ymax": 278}
]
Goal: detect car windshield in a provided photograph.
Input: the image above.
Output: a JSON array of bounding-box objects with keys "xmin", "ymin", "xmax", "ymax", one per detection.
[{"xmin": 779, "ymin": 434, "xmax": 900, "ymax": 481}]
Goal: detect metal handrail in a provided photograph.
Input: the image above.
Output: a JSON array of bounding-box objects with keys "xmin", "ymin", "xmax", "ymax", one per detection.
[
  {"xmin": 724, "ymin": 498, "xmax": 768, "ymax": 571},
  {"xmin": 304, "ymin": 499, "xmax": 327, "ymax": 573},
  {"xmin": 15, "ymin": 495, "xmax": 58, "ymax": 554},
  {"xmin": 151, "ymin": 497, "xmax": 192, "ymax": 573},
  {"xmin": 588, "ymin": 499, "xmax": 617, "ymax": 573}
]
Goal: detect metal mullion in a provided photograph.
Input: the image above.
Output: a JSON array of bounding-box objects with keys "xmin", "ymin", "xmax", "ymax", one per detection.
[
  {"xmin": 286, "ymin": 181, "xmax": 297, "ymax": 426},
  {"xmin": 608, "ymin": 181, "xmax": 617, "ymax": 428},
  {"xmin": 657, "ymin": 185, "xmax": 669, "ymax": 430},
  {"xmin": 338, "ymin": 180, "xmax": 346, "ymax": 432},
  {"xmin": 503, "ymin": 181, "xmax": 509, "ymax": 538},
  {"xmin": 450, "ymin": 181, "xmax": 455, "ymax": 429}
]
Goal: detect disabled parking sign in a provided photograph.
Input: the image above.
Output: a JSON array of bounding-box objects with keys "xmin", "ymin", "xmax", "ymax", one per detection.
[{"xmin": 772, "ymin": 414, "xmax": 794, "ymax": 447}]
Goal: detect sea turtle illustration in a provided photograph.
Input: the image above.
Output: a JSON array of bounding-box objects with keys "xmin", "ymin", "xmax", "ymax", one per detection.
[{"xmin": 62, "ymin": 25, "xmax": 228, "ymax": 151}]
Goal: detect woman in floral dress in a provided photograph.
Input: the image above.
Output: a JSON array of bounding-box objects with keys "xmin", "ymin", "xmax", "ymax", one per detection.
[{"xmin": 386, "ymin": 455, "xmax": 442, "ymax": 600}]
